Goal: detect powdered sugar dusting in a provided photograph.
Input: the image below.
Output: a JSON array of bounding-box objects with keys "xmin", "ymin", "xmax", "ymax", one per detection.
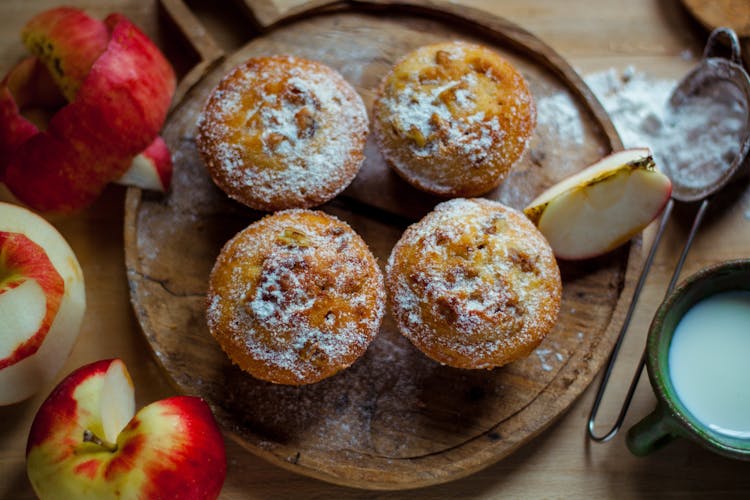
[
  {"xmin": 584, "ymin": 68, "xmax": 747, "ymax": 192},
  {"xmin": 536, "ymin": 92, "xmax": 585, "ymax": 145},
  {"xmin": 384, "ymin": 70, "xmax": 504, "ymax": 164},
  {"xmin": 387, "ymin": 198, "xmax": 561, "ymax": 368},
  {"xmin": 197, "ymin": 56, "xmax": 368, "ymax": 210},
  {"xmin": 208, "ymin": 210, "xmax": 385, "ymax": 384},
  {"xmin": 374, "ymin": 41, "xmax": 534, "ymax": 194}
]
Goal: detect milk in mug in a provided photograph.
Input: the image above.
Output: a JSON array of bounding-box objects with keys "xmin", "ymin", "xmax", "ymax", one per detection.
[{"xmin": 668, "ymin": 290, "xmax": 750, "ymax": 440}]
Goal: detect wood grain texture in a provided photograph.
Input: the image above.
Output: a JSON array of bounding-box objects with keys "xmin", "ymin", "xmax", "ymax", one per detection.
[
  {"xmin": 159, "ymin": 0, "xmax": 226, "ymax": 104},
  {"xmin": 680, "ymin": 0, "xmax": 750, "ymax": 69},
  {"xmin": 125, "ymin": 1, "xmax": 640, "ymax": 489},
  {"xmin": 682, "ymin": 0, "xmax": 750, "ymax": 36}
]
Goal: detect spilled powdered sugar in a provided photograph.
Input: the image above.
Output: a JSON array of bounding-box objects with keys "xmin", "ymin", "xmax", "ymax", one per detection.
[
  {"xmin": 535, "ymin": 348, "xmax": 554, "ymax": 371},
  {"xmin": 584, "ymin": 68, "xmax": 747, "ymax": 191},
  {"xmin": 535, "ymin": 92, "xmax": 586, "ymax": 145}
]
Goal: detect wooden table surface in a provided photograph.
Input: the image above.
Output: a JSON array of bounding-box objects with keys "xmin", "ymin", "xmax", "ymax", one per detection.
[{"xmin": 2, "ymin": 0, "xmax": 749, "ymax": 498}]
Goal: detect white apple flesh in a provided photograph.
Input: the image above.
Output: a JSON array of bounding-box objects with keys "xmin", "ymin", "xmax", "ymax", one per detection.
[
  {"xmin": 114, "ymin": 136, "xmax": 173, "ymax": 192},
  {"xmin": 27, "ymin": 358, "xmax": 226, "ymax": 499},
  {"xmin": 0, "ymin": 201, "xmax": 86, "ymax": 405},
  {"xmin": 0, "ymin": 280, "xmax": 47, "ymax": 356},
  {"xmin": 524, "ymin": 149, "xmax": 672, "ymax": 260}
]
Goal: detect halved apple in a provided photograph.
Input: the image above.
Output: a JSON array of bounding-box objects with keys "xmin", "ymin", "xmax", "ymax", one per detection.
[
  {"xmin": 27, "ymin": 359, "xmax": 226, "ymax": 499},
  {"xmin": 524, "ymin": 148, "xmax": 672, "ymax": 260},
  {"xmin": 0, "ymin": 202, "xmax": 85, "ymax": 405}
]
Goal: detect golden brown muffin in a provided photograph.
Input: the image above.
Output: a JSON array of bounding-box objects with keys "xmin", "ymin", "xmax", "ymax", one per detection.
[
  {"xmin": 196, "ymin": 56, "xmax": 368, "ymax": 211},
  {"xmin": 386, "ymin": 198, "xmax": 560, "ymax": 369},
  {"xmin": 373, "ymin": 41, "xmax": 536, "ymax": 197},
  {"xmin": 207, "ymin": 210, "xmax": 385, "ymax": 385}
]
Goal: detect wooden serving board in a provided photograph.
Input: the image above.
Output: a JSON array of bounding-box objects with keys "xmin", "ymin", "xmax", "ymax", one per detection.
[{"xmin": 125, "ymin": 0, "xmax": 638, "ymax": 490}]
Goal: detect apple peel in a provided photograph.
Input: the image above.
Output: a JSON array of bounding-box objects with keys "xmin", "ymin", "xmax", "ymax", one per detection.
[
  {"xmin": 0, "ymin": 8, "xmax": 175, "ymax": 212},
  {"xmin": 0, "ymin": 233, "xmax": 63, "ymax": 369},
  {"xmin": 0, "ymin": 202, "xmax": 85, "ymax": 405},
  {"xmin": 21, "ymin": 6, "xmax": 109, "ymax": 102},
  {"xmin": 27, "ymin": 359, "xmax": 227, "ymax": 499},
  {"xmin": 524, "ymin": 148, "xmax": 673, "ymax": 260}
]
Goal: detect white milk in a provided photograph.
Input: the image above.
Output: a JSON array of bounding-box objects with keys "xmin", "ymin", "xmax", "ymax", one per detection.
[{"xmin": 668, "ymin": 290, "xmax": 750, "ymax": 440}]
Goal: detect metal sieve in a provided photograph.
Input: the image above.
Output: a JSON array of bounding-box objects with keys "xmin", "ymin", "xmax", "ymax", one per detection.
[{"xmin": 588, "ymin": 27, "xmax": 750, "ymax": 442}]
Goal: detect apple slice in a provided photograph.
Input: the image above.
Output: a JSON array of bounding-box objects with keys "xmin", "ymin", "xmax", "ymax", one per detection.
[
  {"xmin": 27, "ymin": 359, "xmax": 226, "ymax": 499},
  {"xmin": 115, "ymin": 136, "xmax": 173, "ymax": 192},
  {"xmin": 524, "ymin": 148, "xmax": 672, "ymax": 260},
  {"xmin": 0, "ymin": 202, "xmax": 85, "ymax": 405},
  {"xmin": 99, "ymin": 360, "xmax": 136, "ymax": 444}
]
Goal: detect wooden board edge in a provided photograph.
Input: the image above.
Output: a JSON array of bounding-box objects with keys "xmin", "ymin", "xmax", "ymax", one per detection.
[
  {"xmin": 123, "ymin": 187, "xmax": 188, "ymax": 398},
  {"xmin": 125, "ymin": 0, "xmax": 640, "ymax": 490},
  {"xmin": 234, "ymin": 0, "xmax": 341, "ymax": 28},
  {"xmin": 218, "ymin": 244, "xmax": 644, "ymax": 491},
  {"xmin": 233, "ymin": 0, "xmax": 623, "ymax": 152},
  {"xmin": 158, "ymin": 0, "xmax": 226, "ymax": 106}
]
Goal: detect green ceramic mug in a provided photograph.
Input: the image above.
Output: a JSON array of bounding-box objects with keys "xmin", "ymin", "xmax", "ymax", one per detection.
[{"xmin": 626, "ymin": 259, "xmax": 750, "ymax": 460}]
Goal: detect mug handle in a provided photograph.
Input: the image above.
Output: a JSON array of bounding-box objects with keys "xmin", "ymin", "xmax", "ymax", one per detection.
[{"xmin": 626, "ymin": 404, "xmax": 678, "ymax": 456}]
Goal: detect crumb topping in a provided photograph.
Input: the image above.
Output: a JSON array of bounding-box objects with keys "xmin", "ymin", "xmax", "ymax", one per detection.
[
  {"xmin": 387, "ymin": 198, "xmax": 560, "ymax": 368},
  {"xmin": 374, "ymin": 42, "xmax": 535, "ymax": 195},
  {"xmin": 196, "ymin": 56, "xmax": 368, "ymax": 210},
  {"xmin": 208, "ymin": 210, "xmax": 385, "ymax": 384}
]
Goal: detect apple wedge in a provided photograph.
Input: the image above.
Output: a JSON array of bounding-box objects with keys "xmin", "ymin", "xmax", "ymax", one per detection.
[
  {"xmin": 0, "ymin": 202, "xmax": 85, "ymax": 405},
  {"xmin": 27, "ymin": 359, "xmax": 226, "ymax": 499},
  {"xmin": 115, "ymin": 136, "xmax": 173, "ymax": 192},
  {"xmin": 524, "ymin": 148, "xmax": 672, "ymax": 260}
]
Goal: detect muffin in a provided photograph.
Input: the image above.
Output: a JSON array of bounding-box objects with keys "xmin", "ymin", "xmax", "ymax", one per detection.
[
  {"xmin": 196, "ymin": 56, "xmax": 368, "ymax": 211},
  {"xmin": 207, "ymin": 210, "xmax": 385, "ymax": 385},
  {"xmin": 373, "ymin": 41, "xmax": 536, "ymax": 197},
  {"xmin": 386, "ymin": 198, "xmax": 560, "ymax": 369}
]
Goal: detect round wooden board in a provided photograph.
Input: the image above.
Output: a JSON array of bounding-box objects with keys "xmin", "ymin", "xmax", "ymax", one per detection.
[{"xmin": 125, "ymin": 2, "xmax": 638, "ymax": 490}]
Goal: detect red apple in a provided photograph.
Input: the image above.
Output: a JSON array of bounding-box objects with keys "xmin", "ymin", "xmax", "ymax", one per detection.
[
  {"xmin": 0, "ymin": 7, "xmax": 175, "ymax": 212},
  {"xmin": 0, "ymin": 202, "xmax": 86, "ymax": 405},
  {"xmin": 26, "ymin": 359, "xmax": 227, "ymax": 499},
  {"xmin": 21, "ymin": 6, "xmax": 109, "ymax": 101}
]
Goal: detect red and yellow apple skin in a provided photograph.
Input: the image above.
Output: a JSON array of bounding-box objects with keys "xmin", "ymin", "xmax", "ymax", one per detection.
[
  {"xmin": 115, "ymin": 136, "xmax": 173, "ymax": 192},
  {"xmin": 0, "ymin": 231, "xmax": 64, "ymax": 369},
  {"xmin": 21, "ymin": 6, "xmax": 109, "ymax": 101},
  {"xmin": 524, "ymin": 149, "xmax": 672, "ymax": 260},
  {"xmin": 0, "ymin": 8, "xmax": 175, "ymax": 211},
  {"xmin": 27, "ymin": 359, "xmax": 227, "ymax": 499},
  {"xmin": 0, "ymin": 202, "xmax": 85, "ymax": 405}
]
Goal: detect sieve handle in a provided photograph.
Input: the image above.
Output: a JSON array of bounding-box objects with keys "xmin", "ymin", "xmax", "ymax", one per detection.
[
  {"xmin": 703, "ymin": 27, "xmax": 742, "ymax": 64},
  {"xmin": 587, "ymin": 198, "xmax": 710, "ymax": 442}
]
